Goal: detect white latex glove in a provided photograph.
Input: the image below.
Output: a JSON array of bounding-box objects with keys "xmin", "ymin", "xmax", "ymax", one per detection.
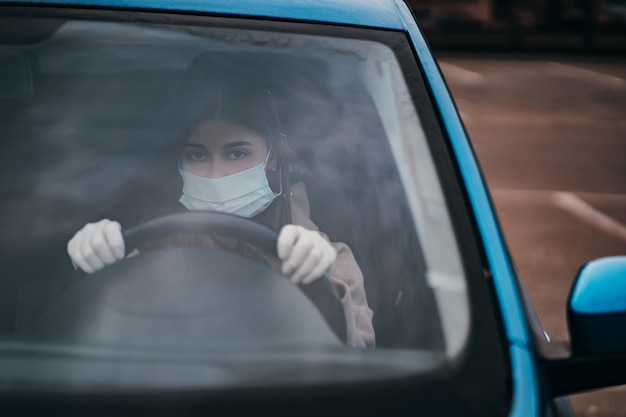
[
  {"xmin": 67, "ymin": 219, "xmax": 125, "ymax": 274},
  {"xmin": 277, "ymin": 225, "xmax": 337, "ymax": 285}
]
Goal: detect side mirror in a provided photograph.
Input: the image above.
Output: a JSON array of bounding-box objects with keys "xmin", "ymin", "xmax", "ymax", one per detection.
[
  {"xmin": 544, "ymin": 256, "xmax": 626, "ymax": 398},
  {"xmin": 568, "ymin": 256, "xmax": 626, "ymax": 355}
]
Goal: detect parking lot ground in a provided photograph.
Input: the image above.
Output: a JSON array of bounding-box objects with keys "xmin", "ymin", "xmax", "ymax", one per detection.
[{"xmin": 439, "ymin": 53, "xmax": 626, "ymax": 417}]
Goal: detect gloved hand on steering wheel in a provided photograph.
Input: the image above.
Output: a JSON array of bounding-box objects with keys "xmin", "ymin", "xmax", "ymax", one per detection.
[
  {"xmin": 67, "ymin": 219, "xmax": 337, "ymax": 284},
  {"xmin": 67, "ymin": 219, "xmax": 125, "ymax": 274},
  {"xmin": 277, "ymin": 224, "xmax": 337, "ymax": 285}
]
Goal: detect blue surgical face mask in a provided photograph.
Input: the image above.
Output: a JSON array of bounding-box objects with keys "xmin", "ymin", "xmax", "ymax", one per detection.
[{"xmin": 178, "ymin": 147, "xmax": 280, "ymax": 218}]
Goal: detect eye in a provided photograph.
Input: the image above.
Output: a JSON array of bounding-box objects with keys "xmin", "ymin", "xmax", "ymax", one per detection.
[
  {"xmin": 190, "ymin": 151, "xmax": 206, "ymax": 161},
  {"xmin": 184, "ymin": 150, "xmax": 206, "ymax": 162},
  {"xmin": 227, "ymin": 150, "xmax": 247, "ymax": 160}
]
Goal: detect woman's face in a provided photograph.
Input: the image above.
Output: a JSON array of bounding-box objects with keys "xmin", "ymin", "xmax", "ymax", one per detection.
[{"xmin": 180, "ymin": 119, "xmax": 271, "ymax": 178}]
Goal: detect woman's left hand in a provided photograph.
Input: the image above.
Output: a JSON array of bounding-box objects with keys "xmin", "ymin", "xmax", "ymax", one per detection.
[{"xmin": 277, "ymin": 225, "xmax": 337, "ymax": 285}]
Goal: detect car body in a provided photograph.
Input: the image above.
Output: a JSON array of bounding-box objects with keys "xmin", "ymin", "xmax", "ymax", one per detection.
[{"xmin": 0, "ymin": 0, "xmax": 625, "ymax": 416}]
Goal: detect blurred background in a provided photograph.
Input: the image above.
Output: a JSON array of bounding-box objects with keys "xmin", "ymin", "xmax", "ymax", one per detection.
[
  {"xmin": 407, "ymin": 0, "xmax": 625, "ymax": 416},
  {"xmin": 410, "ymin": 0, "xmax": 626, "ymax": 52}
]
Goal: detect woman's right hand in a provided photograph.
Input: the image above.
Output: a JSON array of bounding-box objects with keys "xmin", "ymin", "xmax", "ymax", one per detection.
[{"xmin": 67, "ymin": 219, "xmax": 125, "ymax": 274}]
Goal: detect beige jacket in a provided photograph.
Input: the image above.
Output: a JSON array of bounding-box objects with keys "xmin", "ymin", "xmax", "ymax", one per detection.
[{"xmin": 287, "ymin": 183, "xmax": 375, "ymax": 348}]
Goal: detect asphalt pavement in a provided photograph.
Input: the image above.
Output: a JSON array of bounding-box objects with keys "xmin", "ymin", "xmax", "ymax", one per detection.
[{"xmin": 437, "ymin": 52, "xmax": 626, "ymax": 417}]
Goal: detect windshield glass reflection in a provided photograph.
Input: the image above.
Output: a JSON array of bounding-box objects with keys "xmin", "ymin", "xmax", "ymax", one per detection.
[{"xmin": 0, "ymin": 18, "xmax": 467, "ymax": 363}]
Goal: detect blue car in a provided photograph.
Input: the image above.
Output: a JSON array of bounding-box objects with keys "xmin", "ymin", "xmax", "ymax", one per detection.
[{"xmin": 0, "ymin": 0, "xmax": 625, "ymax": 415}]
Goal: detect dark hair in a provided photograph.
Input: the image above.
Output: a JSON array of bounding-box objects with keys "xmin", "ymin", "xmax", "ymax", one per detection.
[
  {"xmin": 132, "ymin": 77, "xmax": 300, "ymax": 258},
  {"xmin": 179, "ymin": 75, "xmax": 302, "ymax": 231}
]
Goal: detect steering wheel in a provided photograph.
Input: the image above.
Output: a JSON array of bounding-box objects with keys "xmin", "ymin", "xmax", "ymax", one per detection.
[{"xmin": 122, "ymin": 211, "xmax": 347, "ymax": 343}]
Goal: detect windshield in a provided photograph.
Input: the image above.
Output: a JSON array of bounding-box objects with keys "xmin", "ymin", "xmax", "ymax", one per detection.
[{"xmin": 0, "ymin": 10, "xmax": 470, "ymax": 389}]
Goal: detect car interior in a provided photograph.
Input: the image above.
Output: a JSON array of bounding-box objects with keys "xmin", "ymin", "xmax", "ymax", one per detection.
[{"xmin": 0, "ymin": 17, "xmax": 445, "ymax": 351}]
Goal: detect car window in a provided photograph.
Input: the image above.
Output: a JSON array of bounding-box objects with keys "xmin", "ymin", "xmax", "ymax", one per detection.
[{"xmin": 0, "ymin": 10, "xmax": 472, "ymax": 381}]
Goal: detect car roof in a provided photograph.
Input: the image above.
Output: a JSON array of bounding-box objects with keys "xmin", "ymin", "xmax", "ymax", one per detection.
[{"xmin": 0, "ymin": 0, "xmax": 410, "ymax": 30}]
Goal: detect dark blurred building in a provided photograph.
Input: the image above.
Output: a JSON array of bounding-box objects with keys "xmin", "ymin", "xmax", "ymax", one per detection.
[{"xmin": 407, "ymin": 0, "xmax": 626, "ymax": 52}]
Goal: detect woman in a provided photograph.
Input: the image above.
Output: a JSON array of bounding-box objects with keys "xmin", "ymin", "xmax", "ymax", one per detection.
[{"xmin": 67, "ymin": 77, "xmax": 375, "ymax": 347}]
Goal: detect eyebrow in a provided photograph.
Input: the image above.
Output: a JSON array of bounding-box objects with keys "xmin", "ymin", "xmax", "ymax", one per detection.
[
  {"xmin": 183, "ymin": 140, "xmax": 255, "ymax": 151},
  {"xmin": 183, "ymin": 142, "xmax": 206, "ymax": 149},
  {"xmin": 222, "ymin": 141, "xmax": 254, "ymax": 150}
]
